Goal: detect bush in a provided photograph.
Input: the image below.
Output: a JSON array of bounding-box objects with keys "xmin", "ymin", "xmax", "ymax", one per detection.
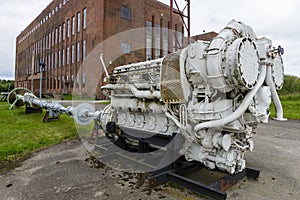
[
  {"xmin": 0, "ymin": 80, "xmax": 14, "ymax": 92},
  {"xmin": 279, "ymin": 75, "xmax": 300, "ymax": 95}
]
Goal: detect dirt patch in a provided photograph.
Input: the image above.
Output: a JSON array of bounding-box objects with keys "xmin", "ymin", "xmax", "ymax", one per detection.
[{"xmin": 0, "ymin": 155, "xmax": 30, "ymax": 175}]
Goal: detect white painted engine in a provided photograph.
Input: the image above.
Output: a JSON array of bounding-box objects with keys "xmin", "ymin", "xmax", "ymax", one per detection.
[{"xmin": 100, "ymin": 20, "xmax": 285, "ymax": 174}]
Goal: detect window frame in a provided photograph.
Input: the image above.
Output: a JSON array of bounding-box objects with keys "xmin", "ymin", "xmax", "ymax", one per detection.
[{"xmin": 121, "ymin": 6, "xmax": 131, "ymax": 20}]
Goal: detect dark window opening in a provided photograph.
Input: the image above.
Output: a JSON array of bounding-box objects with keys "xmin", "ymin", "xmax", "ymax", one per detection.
[{"xmin": 121, "ymin": 7, "xmax": 131, "ymax": 20}]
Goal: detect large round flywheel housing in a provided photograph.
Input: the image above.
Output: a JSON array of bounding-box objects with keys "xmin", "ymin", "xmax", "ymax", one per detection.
[
  {"xmin": 272, "ymin": 55, "xmax": 284, "ymax": 90},
  {"xmin": 228, "ymin": 38, "xmax": 260, "ymax": 89},
  {"xmin": 8, "ymin": 88, "xmax": 32, "ymax": 107}
]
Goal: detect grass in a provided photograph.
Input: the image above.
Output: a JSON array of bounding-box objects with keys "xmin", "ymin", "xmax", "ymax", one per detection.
[
  {"xmin": 269, "ymin": 94, "xmax": 300, "ymax": 120},
  {"xmin": 63, "ymin": 94, "xmax": 95, "ymax": 101},
  {"xmin": 0, "ymin": 91, "xmax": 298, "ymax": 171},
  {"xmin": 0, "ymin": 102, "xmax": 77, "ymax": 162}
]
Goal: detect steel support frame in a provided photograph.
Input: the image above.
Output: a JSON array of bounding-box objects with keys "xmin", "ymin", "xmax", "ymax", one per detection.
[
  {"xmin": 94, "ymin": 123, "xmax": 260, "ymax": 200},
  {"xmin": 170, "ymin": 0, "xmax": 191, "ymax": 52},
  {"xmin": 115, "ymin": 132, "xmax": 259, "ymax": 200},
  {"xmin": 148, "ymin": 161, "xmax": 260, "ymax": 200}
]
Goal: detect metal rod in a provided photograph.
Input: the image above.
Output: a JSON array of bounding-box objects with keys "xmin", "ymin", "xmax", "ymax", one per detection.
[
  {"xmin": 170, "ymin": 0, "xmax": 173, "ymax": 53},
  {"xmin": 39, "ymin": 64, "xmax": 42, "ymax": 99},
  {"xmin": 100, "ymin": 54, "xmax": 109, "ymax": 78}
]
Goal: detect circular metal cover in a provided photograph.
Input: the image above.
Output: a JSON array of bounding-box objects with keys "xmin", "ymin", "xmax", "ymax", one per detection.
[
  {"xmin": 8, "ymin": 88, "xmax": 32, "ymax": 107},
  {"xmin": 73, "ymin": 103, "xmax": 95, "ymax": 126},
  {"xmin": 237, "ymin": 38, "xmax": 260, "ymax": 89},
  {"xmin": 272, "ymin": 55, "xmax": 284, "ymax": 90}
]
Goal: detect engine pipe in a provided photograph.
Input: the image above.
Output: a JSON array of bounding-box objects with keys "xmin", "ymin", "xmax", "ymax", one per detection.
[
  {"xmin": 24, "ymin": 93, "xmax": 69, "ymax": 114},
  {"xmin": 20, "ymin": 92, "xmax": 101, "ymax": 125},
  {"xmin": 265, "ymin": 67, "xmax": 287, "ymax": 121},
  {"xmin": 194, "ymin": 64, "xmax": 267, "ymax": 133},
  {"xmin": 102, "ymin": 84, "xmax": 161, "ymax": 99}
]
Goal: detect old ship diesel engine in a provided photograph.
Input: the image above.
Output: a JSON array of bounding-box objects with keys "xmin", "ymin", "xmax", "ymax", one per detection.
[
  {"xmin": 100, "ymin": 20, "xmax": 285, "ymax": 174},
  {"xmin": 7, "ymin": 20, "xmax": 285, "ymax": 175},
  {"xmin": 96, "ymin": 20, "xmax": 285, "ymax": 175}
]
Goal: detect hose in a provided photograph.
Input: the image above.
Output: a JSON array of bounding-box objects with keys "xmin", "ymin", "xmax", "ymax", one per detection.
[
  {"xmin": 265, "ymin": 66, "xmax": 287, "ymax": 121},
  {"xmin": 194, "ymin": 64, "xmax": 267, "ymax": 133}
]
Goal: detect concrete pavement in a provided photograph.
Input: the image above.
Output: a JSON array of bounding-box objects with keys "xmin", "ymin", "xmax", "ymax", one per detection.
[{"xmin": 0, "ymin": 119, "xmax": 299, "ymax": 200}]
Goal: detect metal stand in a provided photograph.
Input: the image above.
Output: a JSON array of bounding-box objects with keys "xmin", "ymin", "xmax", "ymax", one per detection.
[
  {"xmin": 93, "ymin": 124, "xmax": 260, "ymax": 200},
  {"xmin": 25, "ymin": 103, "xmax": 42, "ymax": 114},
  {"xmin": 43, "ymin": 111, "xmax": 60, "ymax": 122},
  {"xmin": 148, "ymin": 160, "xmax": 260, "ymax": 200},
  {"xmin": 0, "ymin": 92, "xmax": 9, "ymax": 102}
]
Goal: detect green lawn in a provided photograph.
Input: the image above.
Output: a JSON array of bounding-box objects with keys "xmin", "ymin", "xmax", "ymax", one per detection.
[
  {"xmin": 0, "ymin": 102, "xmax": 77, "ymax": 161},
  {"xmin": 0, "ymin": 92, "xmax": 298, "ymax": 166},
  {"xmin": 269, "ymin": 93, "xmax": 300, "ymax": 120}
]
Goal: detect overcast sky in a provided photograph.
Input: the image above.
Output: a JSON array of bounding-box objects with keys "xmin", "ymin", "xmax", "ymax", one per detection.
[{"xmin": 0, "ymin": 0, "xmax": 299, "ymax": 80}]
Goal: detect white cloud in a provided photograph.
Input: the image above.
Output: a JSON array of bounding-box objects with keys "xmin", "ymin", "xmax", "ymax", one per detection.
[{"xmin": 0, "ymin": 0, "xmax": 52, "ymax": 80}]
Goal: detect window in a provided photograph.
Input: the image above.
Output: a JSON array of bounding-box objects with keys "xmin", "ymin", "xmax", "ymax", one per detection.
[
  {"xmin": 77, "ymin": 12, "xmax": 81, "ymax": 32},
  {"xmin": 58, "ymin": 51, "xmax": 61, "ymax": 67},
  {"xmin": 46, "ymin": 35, "xmax": 49, "ymax": 49},
  {"xmin": 67, "ymin": 19, "xmax": 70, "ymax": 38},
  {"xmin": 76, "ymin": 74, "xmax": 80, "ymax": 88},
  {"xmin": 66, "ymin": 47, "xmax": 70, "ymax": 65},
  {"xmin": 83, "ymin": 40, "xmax": 86, "ymax": 60},
  {"xmin": 63, "ymin": 23, "xmax": 66, "ymax": 40},
  {"xmin": 59, "ymin": 25, "xmax": 62, "ymax": 42},
  {"xmin": 177, "ymin": 31, "xmax": 183, "ymax": 49},
  {"xmin": 121, "ymin": 43, "xmax": 131, "ymax": 54},
  {"xmin": 62, "ymin": 76, "xmax": 64, "ymax": 89},
  {"xmin": 52, "ymin": 53, "xmax": 55, "ymax": 69},
  {"xmin": 55, "ymin": 28, "xmax": 58, "ymax": 44},
  {"xmin": 155, "ymin": 24, "xmax": 160, "ymax": 58},
  {"xmin": 48, "ymin": 32, "xmax": 51, "ymax": 48},
  {"xmin": 82, "ymin": 72, "xmax": 86, "ymax": 88},
  {"xmin": 121, "ymin": 7, "xmax": 131, "ymax": 20},
  {"xmin": 58, "ymin": 76, "xmax": 60, "ymax": 89},
  {"xmin": 163, "ymin": 28, "xmax": 169, "ymax": 55},
  {"xmin": 72, "ymin": 16, "xmax": 75, "ymax": 35},
  {"xmin": 71, "ymin": 45, "xmax": 75, "ymax": 63},
  {"xmin": 146, "ymin": 21, "xmax": 152, "ymax": 60},
  {"xmin": 52, "ymin": 30, "xmax": 55, "ymax": 46},
  {"xmin": 83, "ymin": 8, "xmax": 87, "ymax": 29},
  {"xmin": 62, "ymin": 49, "xmax": 65, "ymax": 66},
  {"xmin": 48, "ymin": 55, "xmax": 51, "ymax": 71},
  {"xmin": 77, "ymin": 42, "xmax": 80, "ymax": 62}
]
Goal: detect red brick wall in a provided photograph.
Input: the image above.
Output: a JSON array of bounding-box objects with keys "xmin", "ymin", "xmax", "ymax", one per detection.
[{"xmin": 15, "ymin": 0, "xmax": 183, "ymax": 97}]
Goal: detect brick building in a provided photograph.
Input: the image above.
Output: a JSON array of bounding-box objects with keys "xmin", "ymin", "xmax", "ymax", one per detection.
[{"xmin": 15, "ymin": 0, "xmax": 184, "ymax": 97}]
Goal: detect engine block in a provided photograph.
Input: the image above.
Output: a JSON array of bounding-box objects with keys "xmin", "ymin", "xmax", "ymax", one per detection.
[{"xmin": 100, "ymin": 20, "xmax": 285, "ymax": 174}]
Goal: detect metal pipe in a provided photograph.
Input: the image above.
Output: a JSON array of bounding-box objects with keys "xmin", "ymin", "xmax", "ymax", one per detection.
[
  {"xmin": 194, "ymin": 65, "xmax": 267, "ymax": 133},
  {"xmin": 39, "ymin": 64, "xmax": 43, "ymax": 99},
  {"xmin": 101, "ymin": 84, "xmax": 161, "ymax": 99},
  {"xmin": 24, "ymin": 93, "xmax": 68, "ymax": 113},
  {"xmin": 265, "ymin": 67, "xmax": 287, "ymax": 121},
  {"xmin": 100, "ymin": 54, "xmax": 109, "ymax": 78}
]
